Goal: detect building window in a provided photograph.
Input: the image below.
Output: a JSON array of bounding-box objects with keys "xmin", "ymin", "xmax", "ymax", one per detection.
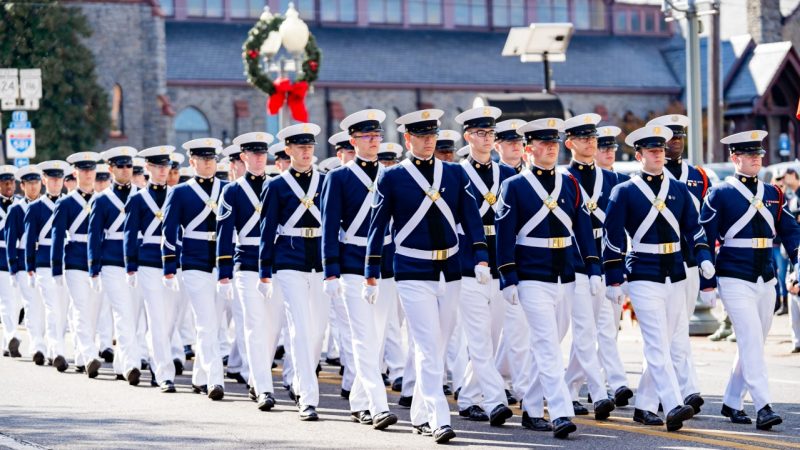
[
  {"xmin": 279, "ymin": 0, "xmax": 314, "ymax": 21},
  {"xmin": 455, "ymin": 0, "xmax": 487, "ymax": 27},
  {"xmin": 368, "ymin": 0, "xmax": 402, "ymax": 24},
  {"xmin": 186, "ymin": 0, "xmax": 222, "ymax": 17},
  {"xmin": 110, "ymin": 84, "xmax": 124, "ymax": 138},
  {"xmin": 535, "ymin": 0, "xmax": 568, "ymax": 23},
  {"xmin": 492, "ymin": 0, "xmax": 525, "ymax": 27},
  {"xmin": 175, "ymin": 107, "xmax": 210, "ymax": 145},
  {"xmin": 573, "ymin": 0, "xmax": 606, "ymax": 30},
  {"xmin": 160, "ymin": 0, "xmax": 174, "ymax": 16},
  {"xmin": 409, "ymin": 0, "xmax": 442, "ymax": 25},
  {"xmin": 230, "ymin": 0, "xmax": 265, "ymax": 18},
  {"xmin": 614, "ymin": 6, "xmax": 668, "ymax": 35},
  {"xmin": 321, "ymin": 0, "xmax": 356, "ymax": 22}
]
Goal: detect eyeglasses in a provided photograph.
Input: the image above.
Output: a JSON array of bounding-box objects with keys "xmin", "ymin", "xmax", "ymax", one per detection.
[
  {"xmin": 469, "ymin": 130, "xmax": 496, "ymax": 139},
  {"xmin": 353, "ymin": 134, "xmax": 383, "ymax": 142}
]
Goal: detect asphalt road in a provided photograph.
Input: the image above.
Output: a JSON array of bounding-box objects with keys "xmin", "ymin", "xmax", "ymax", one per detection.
[{"xmin": 2, "ymin": 306, "xmax": 800, "ymax": 449}]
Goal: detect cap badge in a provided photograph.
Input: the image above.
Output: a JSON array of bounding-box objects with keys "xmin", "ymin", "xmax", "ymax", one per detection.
[
  {"xmin": 302, "ymin": 124, "xmax": 310, "ymax": 133},
  {"xmin": 388, "ymin": 143, "xmax": 394, "ymax": 150},
  {"xmin": 257, "ymin": 133, "xmax": 264, "ymax": 140},
  {"xmin": 653, "ymin": 127, "xmax": 662, "ymax": 135},
  {"xmin": 483, "ymin": 107, "xmax": 491, "ymax": 116},
  {"xmin": 367, "ymin": 111, "xmax": 376, "ymax": 120},
  {"xmin": 205, "ymin": 139, "xmax": 212, "ymax": 146},
  {"xmin": 750, "ymin": 131, "xmax": 759, "ymax": 139},
  {"xmin": 583, "ymin": 115, "xmax": 592, "ymax": 124},
  {"xmin": 511, "ymin": 121, "xmax": 518, "ymax": 129},
  {"xmin": 547, "ymin": 119, "xmax": 556, "ymax": 127},
  {"xmin": 421, "ymin": 111, "xmax": 431, "ymax": 119}
]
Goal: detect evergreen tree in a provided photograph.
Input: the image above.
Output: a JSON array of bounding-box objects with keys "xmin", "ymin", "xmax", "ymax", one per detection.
[{"xmin": 0, "ymin": 0, "xmax": 110, "ymax": 161}]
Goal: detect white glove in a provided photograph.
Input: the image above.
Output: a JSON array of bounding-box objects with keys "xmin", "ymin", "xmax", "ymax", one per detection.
[
  {"xmin": 501, "ymin": 285, "xmax": 519, "ymax": 305},
  {"xmin": 362, "ymin": 283, "xmax": 378, "ymax": 305},
  {"xmin": 54, "ymin": 275, "xmax": 64, "ymax": 287},
  {"xmin": 605, "ymin": 285, "xmax": 625, "ymax": 305},
  {"xmin": 700, "ymin": 290, "xmax": 717, "ymax": 308},
  {"xmin": 589, "ymin": 275, "xmax": 604, "ymax": 296},
  {"xmin": 699, "ymin": 260, "xmax": 716, "ymax": 279},
  {"xmin": 216, "ymin": 281, "xmax": 233, "ymax": 301},
  {"xmin": 89, "ymin": 276, "xmax": 102, "ymax": 293},
  {"xmin": 127, "ymin": 272, "xmax": 137, "ymax": 288},
  {"xmin": 9, "ymin": 274, "xmax": 17, "ymax": 288},
  {"xmin": 323, "ymin": 278, "xmax": 343, "ymax": 301},
  {"xmin": 28, "ymin": 274, "xmax": 36, "ymax": 289},
  {"xmin": 162, "ymin": 276, "xmax": 180, "ymax": 292},
  {"xmin": 258, "ymin": 280, "xmax": 273, "ymax": 300},
  {"xmin": 474, "ymin": 264, "xmax": 491, "ymax": 285}
]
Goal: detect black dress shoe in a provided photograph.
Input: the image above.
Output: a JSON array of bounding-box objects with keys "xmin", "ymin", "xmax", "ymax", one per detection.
[
  {"xmin": 572, "ymin": 400, "xmax": 589, "ymax": 415},
  {"xmin": 325, "ymin": 357, "xmax": 340, "ymax": 366},
  {"xmin": 274, "ymin": 345, "xmax": 285, "ymax": 360},
  {"xmin": 442, "ymin": 384, "xmax": 453, "ymax": 396},
  {"xmin": 192, "ymin": 384, "xmax": 208, "ymax": 394},
  {"xmin": 633, "ymin": 408, "xmax": 663, "ymax": 426},
  {"xmin": 99, "ymin": 347, "xmax": 114, "ymax": 363},
  {"xmin": 116, "ymin": 374, "xmax": 126, "ymax": 381},
  {"xmin": 398, "ymin": 395, "xmax": 412, "ymax": 408},
  {"xmin": 148, "ymin": 368, "xmax": 158, "ymax": 386},
  {"xmin": 666, "ymin": 405, "xmax": 694, "ymax": 432},
  {"xmin": 160, "ymin": 380, "xmax": 176, "ymax": 393},
  {"xmin": 412, "ymin": 422, "xmax": 432, "ymax": 436},
  {"xmin": 8, "ymin": 337, "xmax": 21, "ymax": 357},
  {"xmin": 614, "ymin": 386, "xmax": 634, "ymax": 407},
  {"xmin": 208, "ymin": 384, "xmax": 224, "ymax": 400},
  {"xmin": 316, "ymin": 363, "xmax": 322, "ymax": 377},
  {"xmin": 32, "ymin": 351, "xmax": 45, "ymax": 366},
  {"xmin": 453, "ymin": 387, "xmax": 460, "ymax": 401},
  {"xmin": 505, "ymin": 389, "xmax": 518, "ymax": 406},
  {"xmin": 173, "ymin": 358, "xmax": 184, "ymax": 376},
  {"xmin": 433, "ymin": 425, "xmax": 456, "ymax": 444},
  {"xmin": 86, "ymin": 359, "xmax": 102, "ymax": 378},
  {"xmin": 459, "ymin": 405, "xmax": 489, "ymax": 421},
  {"xmin": 684, "ymin": 393, "xmax": 704, "ymax": 414},
  {"xmin": 340, "ymin": 389, "xmax": 350, "ymax": 399},
  {"xmin": 489, "ymin": 404, "xmax": 513, "ymax": 426},
  {"xmin": 126, "ymin": 368, "xmax": 141, "ymax": 386},
  {"xmin": 392, "ymin": 377, "xmax": 403, "ymax": 392},
  {"xmin": 54, "ymin": 355, "xmax": 68, "ymax": 372},
  {"xmin": 222, "ymin": 355, "xmax": 229, "ymax": 366},
  {"xmin": 339, "ymin": 365, "xmax": 344, "ymax": 376},
  {"xmin": 721, "ymin": 404, "xmax": 752, "ymax": 424},
  {"xmin": 792, "ymin": 347, "xmax": 800, "ymax": 353},
  {"xmin": 351, "ymin": 410, "xmax": 372, "ymax": 425},
  {"xmin": 299, "ymin": 405, "xmax": 318, "ymax": 421},
  {"xmin": 382, "ymin": 373, "xmax": 391, "ymax": 387},
  {"xmin": 140, "ymin": 359, "xmax": 149, "ymax": 371},
  {"xmin": 552, "ymin": 417, "xmax": 577, "ymax": 439},
  {"xmin": 372, "ymin": 411, "xmax": 398, "ymax": 430},
  {"xmin": 756, "ymin": 405, "xmax": 782, "ymax": 430},
  {"xmin": 227, "ymin": 371, "xmax": 247, "ymax": 384},
  {"xmin": 248, "ymin": 386, "xmax": 257, "ymax": 401},
  {"xmin": 3, "ymin": 350, "xmax": 8, "ymax": 357},
  {"xmin": 594, "ymin": 398, "xmax": 616, "ymax": 420},
  {"xmin": 521, "ymin": 412, "xmax": 552, "ymax": 431},
  {"xmin": 257, "ymin": 392, "xmax": 275, "ymax": 411},
  {"xmin": 183, "ymin": 345, "xmax": 194, "ymax": 360}
]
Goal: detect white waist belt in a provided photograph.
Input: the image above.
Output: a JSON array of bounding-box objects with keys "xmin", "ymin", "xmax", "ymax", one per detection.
[
  {"xmin": 237, "ymin": 236, "xmax": 260, "ymax": 246},
  {"xmin": 142, "ymin": 236, "xmax": 161, "ymax": 245},
  {"xmin": 279, "ymin": 227, "xmax": 321, "ymax": 238},
  {"xmin": 183, "ymin": 231, "xmax": 217, "ymax": 241},
  {"xmin": 105, "ymin": 232, "xmax": 124, "ymax": 240},
  {"xmin": 395, "ymin": 244, "xmax": 458, "ymax": 261},
  {"xmin": 338, "ymin": 229, "xmax": 392, "ymax": 247},
  {"xmin": 723, "ymin": 237, "xmax": 772, "ymax": 249},
  {"xmin": 67, "ymin": 234, "xmax": 87, "ymax": 243},
  {"xmin": 631, "ymin": 241, "xmax": 681, "ymax": 254},
  {"xmin": 37, "ymin": 239, "xmax": 51, "ymax": 247},
  {"xmin": 515, "ymin": 236, "xmax": 572, "ymax": 249}
]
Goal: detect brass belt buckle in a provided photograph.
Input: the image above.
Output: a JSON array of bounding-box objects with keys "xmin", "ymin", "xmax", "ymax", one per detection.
[
  {"xmin": 483, "ymin": 225, "xmax": 496, "ymax": 236},
  {"xmin": 207, "ymin": 231, "xmax": 216, "ymax": 241},
  {"xmin": 301, "ymin": 228, "xmax": 316, "ymax": 238},
  {"xmin": 549, "ymin": 237, "xmax": 567, "ymax": 248},
  {"xmin": 659, "ymin": 242, "xmax": 675, "ymax": 254},
  {"xmin": 432, "ymin": 249, "xmax": 448, "ymax": 260},
  {"xmin": 752, "ymin": 237, "xmax": 768, "ymax": 248}
]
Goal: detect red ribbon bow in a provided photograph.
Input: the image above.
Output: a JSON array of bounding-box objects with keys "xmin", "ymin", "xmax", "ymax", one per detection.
[{"xmin": 268, "ymin": 78, "xmax": 309, "ymax": 122}]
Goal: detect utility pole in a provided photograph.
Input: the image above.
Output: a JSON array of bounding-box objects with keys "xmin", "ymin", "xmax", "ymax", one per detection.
[{"xmin": 707, "ymin": 1, "xmax": 722, "ymax": 163}]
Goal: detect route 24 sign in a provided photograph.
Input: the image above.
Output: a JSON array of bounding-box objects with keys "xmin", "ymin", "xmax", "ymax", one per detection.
[{"xmin": 5, "ymin": 127, "xmax": 36, "ymax": 158}]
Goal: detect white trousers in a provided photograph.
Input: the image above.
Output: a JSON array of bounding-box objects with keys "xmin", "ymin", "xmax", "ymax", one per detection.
[
  {"xmin": 273, "ymin": 283, "xmax": 294, "ymax": 387},
  {"xmin": 790, "ymin": 293, "xmax": 800, "ymax": 348},
  {"xmin": 275, "ymin": 270, "xmax": 328, "ymax": 407},
  {"xmin": 0, "ymin": 271, "xmax": 21, "ymax": 349},
  {"xmin": 456, "ymin": 277, "xmax": 508, "ymax": 411},
  {"xmin": 719, "ymin": 276, "xmax": 776, "ymax": 411},
  {"xmin": 398, "ymin": 276, "xmax": 459, "ymax": 429},
  {"xmin": 629, "ymin": 279, "xmax": 686, "ymax": 413},
  {"xmin": 495, "ymin": 299, "xmax": 533, "ymax": 400},
  {"xmin": 674, "ymin": 264, "xmax": 700, "ymax": 397},
  {"xmin": 330, "ymin": 284, "xmax": 355, "ymax": 391},
  {"xmin": 380, "ymin": 278, "xmax": 405, "ymax": 381},
  {"xmin": 236, "ymin": 270, "xmax": 282, "ymax": 394},
  {"xmin": 183, "ymin": 269, "xmax": 225, "ymax": 387},
  {"xmin": 326, "ymin": 302, "xmax": 340, "ymax": 359},
  {"xmin": 595, "ymin": 287, "xmax": 628, "ymax": 391},
  {"xmin": 15, "ymin": 272, "xmax": 45, "ymax": 355},
  {"xmin": 96, "ymin": 285, "xmax": 113, "ymax": 352},
  {"xmin": 36, "ymin": 268, "xmax": 69, "ymax": 359},
  {"xmin": 446, "ymin": 317, "xmax": 468, "ymax": 391},
  {"xmin": 400, "ymin": 318, "xmax": 416, "ymax": 398},
  {"xmin": 139, "ymin": 267, "xmax": 180, "ymax": 383},
  {"xmin": 101, "ymin": 266, "xmax": 141, "ymax": 374},
  {"xmin": 225, "ymin": 281, "xmax": 249, "ymax": 380},
  {"xmin": 65, "ymin": 270, "xmax": 101, "ymax": 367},
  {"xmin": 341, "ymin": 273, "xmax": 391, "ymax": 415},
  {"xmin": 518, "ymin": 280, "xmax": 574, "ymax": 419}
]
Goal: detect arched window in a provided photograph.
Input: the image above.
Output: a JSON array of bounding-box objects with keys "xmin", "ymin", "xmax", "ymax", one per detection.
[
  {"xmin": 174, "ymin": 106, "xmax": 210, "ymax": 145},
  {"xmin": 110, "ymin": 84, "xmax": 124, "ymax": 138}
]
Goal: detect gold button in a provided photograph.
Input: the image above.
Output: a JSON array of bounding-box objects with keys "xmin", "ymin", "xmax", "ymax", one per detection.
[
  {"xmin": 550, "ymin": 170, "xmax": 554, "ymax": 175},
  {"xmin": 415, "ymin": 160, "xmax": 420, "ymax": 166},
  {"xmin": 199, "ymin": 178, "xmax": 204, "ymax": 183},
  {"xmin": 361, "ymin": 162, "xmax": 366, "ymax": 167},
  {"xmin": 475, "ymin": 163, "xmax": 480, "ymax": 169},
  {"xmin": 659, "ymin": 175, "xmax": 664, "ymax": 180},
  {"xmin": 741, "ymin": 177, "xmax": 746, "ymax": 182},
  {"xmin": 295, "ymin": 173, "xmax": 300, "ymax": 177},
  {"xmin": 536, "ymin": 170, "xmax": 542, "ymax": 175},
  {"xmin": 647, "ymin": 176, "xmax": 652, "ymax": 181},
  {"xmin": 250, "ymin": 176, "xmax": 255, "ymax": 180},
  {"xmin": 578, "ymin": 165, "xmax": 583, "ymax": 170}
]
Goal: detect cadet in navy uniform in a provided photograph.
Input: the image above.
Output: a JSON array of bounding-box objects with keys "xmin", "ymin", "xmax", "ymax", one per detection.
[
  {"xmin": 595, "ymin": 126, "xmax": 625, "ymax": 178},
  {"xmin": 321, "ymin": 109, "xmax": 399, "ymax": 430},
  {"xmin": 494, "ymin": 119, "xmax": 525, "ymax": 174},
  {"xmin": 132, "ymin": 157, "xmax": 147, "ymax": 188},
  {"xmin": 432, "ymin": 127, "xmax": 458, "ymax": 162},
  {"xmin": 124, "ymin": 145, "xmax": 180, "ymax": 393},
  {"xmin": 25, "ymin": 161, "xmax": 70, "ymax": 372},
  {"xmin": 259, "ymin": 123, "xmax": 328, "ymax": 421},
  {"xmin": 5, "ymin": 165, "xmax": 45, "ymax": 365},
  {"xmin": 699, "ymin": 130, "xmax": 800, "ymax": 430},
  {"xmin": 364, "ymin": 109, "xmax": 489, "ymax": 444},
  {"xmin": 162, "ymin": 138, "xmax": 227, "ymax": 400},
  {"xmin": 0, "ymin": 165, "xmax": 21, "ymax": 358},
  {"xmin": 561, "ymin": 113, "xmax": 627, "ymax": 417},
  {"xmin": 450, "ymin": 106, "xmax": 514, "ymax": 427},
  {"xmin": 269, "ymin": 142, "xmax": 291, "ymax": 172},
  {"xmin": 495, "ymin": 118, "xmax": 598, "ymax": 439},
  {"xmin": 87, "ymin": 146, "xmax": 143, "ymax": 386},
  {"xmin": 217, "ymin": 131, "xmax": 283, "ymax": 412},
  {"xmin": 50, "ymin": 152, "xmax": 103, "ymax": 378},
  {"xmin": 603, "ymin": 125, "xmax": 715, "ymax": 432},
  {"xmin": 329, "ymin": 130, "xmax": 356, "ymax": 165}
]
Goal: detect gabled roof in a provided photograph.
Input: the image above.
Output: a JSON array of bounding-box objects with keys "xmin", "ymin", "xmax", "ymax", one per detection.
[{"xmin": 726, "ymin": 41, "xmax": 794, "ymax": 105}]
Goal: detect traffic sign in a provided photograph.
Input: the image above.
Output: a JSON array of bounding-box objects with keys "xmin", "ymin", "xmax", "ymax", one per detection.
[
  {"xmin": 9, "ymin": 110, "xmax": 30, "ymax": 128},
  {"xmin": 5, "ymin": 127, "xmax": 35, "ymax": 158},
  {"xmin": 13, "ymin": 157, "xmax": 29, "ymax": 168},
  {"xmin": 19, "ymin": 69, "xmax": 42, "ymax": 100},
  {"xmin": 0, "ymin": 69, "xmax": 19, "ymax": 101}
]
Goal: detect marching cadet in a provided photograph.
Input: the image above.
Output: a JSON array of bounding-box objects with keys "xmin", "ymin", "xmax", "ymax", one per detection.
[
  {"xmin": 217, "ymin": 131, "xmax": 283, "ymax": 412},
  {"xmin": 124, "ymin": 145, "xmax": 181, "ymax": 393},
  {"xmin": 432, "ymin": 128, "xmax": 459, "ymax": 162},
  {"xmin": 329, "ymin": 131, "xmax": 355, "ymax": 164},
  {"xmin": 0, "ymin": 165, "xmax": 21, "ymax": 358},
  {"xmin": 603, "ymin": 125, "xmax": 714, "ymax": 432},
  {"xmin": 6, "ymin": 165, "xmax": 46, "ymax": 365},
  {"xmin": 259, "ymin": 123, "xmax": 328, "ymax": 421},
  {"xmin": 92, "ymin": 160, "xmax": 115, "ymax": 362},
  {"xmin": 595, "ymin": 126, "xmax": 625, "ymax": 177},
  {"xmin": 495, "ymin": 118, "xmax": 598, "ymax": 439},
  {"xmin": 318, "ymin": 157, "xmax": 341, "ymax": 174},
  {"xmin": 364, "ymin": 109, "xmax": 489, "ymax": 444},
  {"xmin": 494, "ymin": 119, "xmax": 525, "ymax": 173},
  {"xmin": 167, "ymin": 153, "xmax": 184, "ymax": 186},
  {"xmin": 132, "ymin": 157, "xmax": 147, "ymax": 188},
  {"xmin": 50, "ymin": 152, "xmax": 103, "ymax": 378},
  {"xmin": 88, "ymin": 146, "xmax": 144, "ymax": 386},
  {"xmin": 95, "ymin": 163, "xmax": 112, "ymax": 192},
  {"xmin": 699, "ymin": 130, "xmax": 800, "ymax": 430},
  {"xmin": 321, "ymin": 109, "xmax": 398, "ymax": 430},
  {"xmin": 645, "ymin": 114, "xmax": 709, "ymax": 414},
  {"xmin": 24, "ymin": 161, "xmax": 70, "ymax": 371},
  {"xmin": 269, "ymin": 142, "xmax": 291, "ymax": 172},
  {"xmin": 162, "ymin": 138, "xmax": 227, "ymax": 400},
  {"xmin": 64, "ymin": 173, "xmax": 77, "ymax": 192},
  {"xmin": 215, "ymin": 160, "xmax": 231, "ymax": 181},
  {"xmin": 451, "ymin": 106, "xmax": 514, "ymax": 426},
  {"xmin": 177, "ymin": 166, "xmax": 193, "ymax": 184},
  {"xmin": 561, "ymin": 113, "xmax": 625, "ymax": 418},
  {"xmin": 223, "ymin": 143, "xmax": 246, "ymax": 179}
]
